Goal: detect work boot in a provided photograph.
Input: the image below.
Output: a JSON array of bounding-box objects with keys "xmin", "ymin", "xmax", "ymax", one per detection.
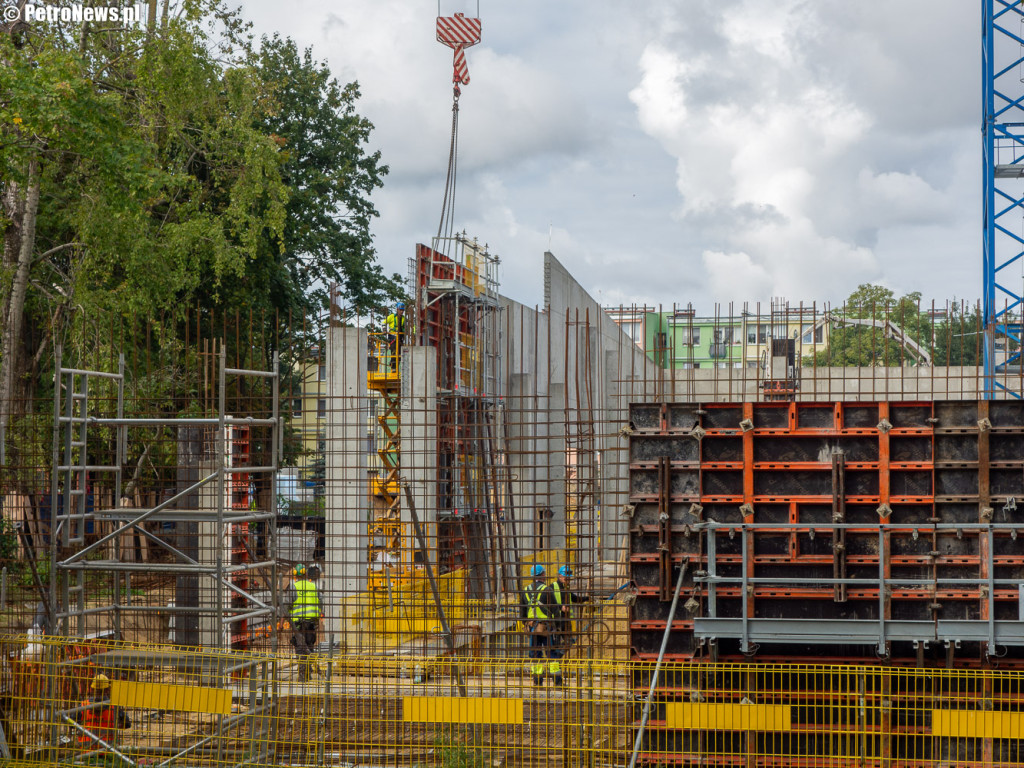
[
  {"xmin": 533, "ymin": 674, "xmax": 544, "ymax": 687},
  {"xmin": 553, "ymin": 675, "xmax": 563, "ymax": 687}
]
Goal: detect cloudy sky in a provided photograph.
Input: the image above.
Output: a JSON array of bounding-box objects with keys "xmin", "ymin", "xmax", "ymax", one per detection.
[{"xmin": 240, "ymin": 0, "xmax": 979, "ymax": 310}]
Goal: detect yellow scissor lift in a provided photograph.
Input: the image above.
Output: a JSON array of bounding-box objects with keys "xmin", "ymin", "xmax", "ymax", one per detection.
[{"xmin": 367, "ymin": 333, "xmax": 404, "ymax": 592}]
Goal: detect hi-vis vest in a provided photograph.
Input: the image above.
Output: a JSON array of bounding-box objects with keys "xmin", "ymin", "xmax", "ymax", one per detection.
[
  {"xmin": 524, "ymin": 582, "xmax": 550, "ymax": 620},
  {"xmin": 291, "ymin": 580, "xmax": 320, "ymax": 619},
  {"xmin": 386, "ymin": 313, "xmax": 405, "ymax": 334},
  {"xmin": 79, "ymin": 700, "xmax": 116, "ymax": 744},
  {"xmin": 552, "ymin": 581, "xmax": 563, "ymax": 606}
]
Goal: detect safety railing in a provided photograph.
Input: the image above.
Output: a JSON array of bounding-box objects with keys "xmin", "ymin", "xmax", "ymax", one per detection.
[
  {"xmin": 696, "ymin": 521, "xmax": 1024, "ymax": 657},
  {"xmin": 2, "ymin": 634, "xmax": 1024, "ymax": 766},
  {"xmin": 368, "ymin": 331, "xmax": 401, "ymax": 377}
]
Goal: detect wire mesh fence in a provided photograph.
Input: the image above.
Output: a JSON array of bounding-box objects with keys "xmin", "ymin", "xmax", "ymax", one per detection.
[
  {"xmin": 2, "ymin": 270, "xmax": 1024, "ymax": 764},
  {"xmin": 0, "ymin": 634, "xmax": 1022, "ymax": 766}
]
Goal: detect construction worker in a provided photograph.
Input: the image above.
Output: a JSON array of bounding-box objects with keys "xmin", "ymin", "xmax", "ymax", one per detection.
[
  {"xmin": 77, "ymin": 674, "xmax": 130, "ymax": 750},
  {"xmin": 548, "ymin": 565, "xmax": 590, "ymax": 671},
  {"xmin": 284, "ymin": 564, "xmax": 322, "ymax": 681},
  {"xmin": 521, "ymin": 564, "xmax": 560, "ymax": 686},
  {"xmin": 385, "ymin": 302, "xmax": 406, "ymax": 371}
]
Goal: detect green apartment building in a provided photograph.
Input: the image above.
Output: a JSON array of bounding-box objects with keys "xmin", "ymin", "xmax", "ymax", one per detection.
[{"xmin": 642, "ymin": 308, "xmax": 828, "ymax": 370}]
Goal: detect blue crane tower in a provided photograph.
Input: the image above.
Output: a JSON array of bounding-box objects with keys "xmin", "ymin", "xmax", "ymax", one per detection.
[{"xmin": 983, "ymin": 0, "xmax": 1024, "ymax": 397}]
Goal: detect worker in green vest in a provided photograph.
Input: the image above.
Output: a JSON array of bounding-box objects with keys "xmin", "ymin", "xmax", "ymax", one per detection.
[
  {"xmin": 521, "ymin": 564, "xmax": 560, "ymax": 686},
  {"xmin": 385, "ymin": 302, "xmax": 406, "ymax": 371},
  {"xmin": 284, "ymin": 564, "xmax": 322, "ymax": 682}
]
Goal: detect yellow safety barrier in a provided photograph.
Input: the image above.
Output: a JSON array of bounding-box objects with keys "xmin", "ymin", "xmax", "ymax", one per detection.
[
  {"xmin": 403, "ymin": 695, "xmax": 524, "ymax": 725},
  {"xmin": 2, "ymin": 634, "xmax": 1024, "ymax": 766},
  {"xmin": 111, "ymin": 680, "xmax": 232, "ymax": 715}
]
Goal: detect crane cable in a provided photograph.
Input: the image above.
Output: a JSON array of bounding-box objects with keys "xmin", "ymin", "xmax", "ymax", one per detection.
[{"xmin": 436, "ymin": 87, "xmax": 461, "ymax": 252}]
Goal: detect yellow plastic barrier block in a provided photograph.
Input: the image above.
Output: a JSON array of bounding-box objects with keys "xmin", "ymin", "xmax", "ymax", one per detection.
[
  {"xmin": 932, "ymin": 709, "xmax": 1024, "ymax": 739},
  {"xmin": 111, "ymin": 680, "xmax": 231, "ymax": 716},
  {"xmin": 403, "ymin": 696, "xmax": 523, "ymax": 725},
  {"xmin": 665, "ymin": 703, "xmax": 791, "ymax": 732}
]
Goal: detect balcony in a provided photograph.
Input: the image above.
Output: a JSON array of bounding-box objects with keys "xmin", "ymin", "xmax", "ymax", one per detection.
[{"xmin": 709, "ymin": 343, "xmax": 731, "ymax": 360}]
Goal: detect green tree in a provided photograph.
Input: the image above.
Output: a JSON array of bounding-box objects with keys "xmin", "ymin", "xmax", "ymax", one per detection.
[
  {"xmin": 931, "ymin": 301, "xmax": 984, "ymax": 367},
  {"xmin": 253, "ymin": 35, "xmax": 404, "ymax": 316},
  {"xmin": 1, "ymin": 3, "xmax": 399, "ymax": 484},
  {"xmin": 805, "ymin": 284, "xmax": 931, "ymax": 368}
]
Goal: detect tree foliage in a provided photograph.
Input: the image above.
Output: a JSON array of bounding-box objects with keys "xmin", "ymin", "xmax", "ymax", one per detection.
[
  {"xmin": 805, "ymin": 284, "xmax": 986, "ymax": 368},
  {"xmin": 253, "ymin": 35, "xmax": 403, "ymax": 315},
  {"xmin": 0, "ymin": 1, "xmax": 401, "ymax": 487}
]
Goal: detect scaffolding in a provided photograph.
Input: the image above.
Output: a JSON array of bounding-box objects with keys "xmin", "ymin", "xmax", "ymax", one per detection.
[
  {"xmin": 416, "ymin": 234, "xmax": 507, "ymax": 598},
  {"xmin": 49, "ymin": 345, "xmax": 281, "ymax": 650}
]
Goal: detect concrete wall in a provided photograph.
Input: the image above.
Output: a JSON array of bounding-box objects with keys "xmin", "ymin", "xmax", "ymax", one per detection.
[
  {"xmin": 325, "ymin": 325, "xmax": 367, "ymax": 641},
  {"xmin": 501, "ymin": 252, "xmax": 652, "ymax": 565},
  {"xmin": 327, "ymin": 249, "xmax": 1000, "ymax": 609},
  {"xmin": 401, "ymin": 346, "xmax": 438, "ymax": 569}
]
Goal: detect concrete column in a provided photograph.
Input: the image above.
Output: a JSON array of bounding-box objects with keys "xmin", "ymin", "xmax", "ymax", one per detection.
[
  {"xmin": 401, "ymin": 346, "xmax": 438, "ymax": 569},
  {"xmin": 325, "ymin": 325, "xmax": 368, "ymax": 642}
]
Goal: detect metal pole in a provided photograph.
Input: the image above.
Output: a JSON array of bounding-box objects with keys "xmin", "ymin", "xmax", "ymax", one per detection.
[
  {"xmin": 402, "ymin": 482, "xmax": 467, "ymax": 696},
  {"xmin": 627, "ymin": 557, "xmax": 688, "ymax": 768}
]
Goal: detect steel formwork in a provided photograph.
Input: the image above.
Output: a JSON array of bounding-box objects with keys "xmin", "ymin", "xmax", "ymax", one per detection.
[{"xmin": 629, "ymin": 398, "xmax": 1024, "ymax": 766}]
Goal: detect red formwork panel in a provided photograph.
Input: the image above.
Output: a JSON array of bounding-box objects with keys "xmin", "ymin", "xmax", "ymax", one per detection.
[{"xmin": 628, "ymin": 400, "xmax": 1024, "ymax": 766}]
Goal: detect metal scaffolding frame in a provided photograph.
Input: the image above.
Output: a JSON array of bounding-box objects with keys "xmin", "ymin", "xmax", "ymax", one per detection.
[{"xmin": 49, "ymin": 345, "xmax": 281, "ymax": 650}]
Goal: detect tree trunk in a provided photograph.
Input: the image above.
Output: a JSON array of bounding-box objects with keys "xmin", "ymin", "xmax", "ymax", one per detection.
[
  {"xmin": 0, "ymin": 158, "xmax": 40, "ymax": 448},
  {"xmin": 1, "ymin": 179, "xmax": 27, "ymax": 322}
]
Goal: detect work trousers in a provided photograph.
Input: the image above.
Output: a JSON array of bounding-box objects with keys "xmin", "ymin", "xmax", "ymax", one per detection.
[
  {"xmin": 528, "ymin": 624, "xmax": 560, "ymax": 679},
  {"xmin": 291, "ymin": 618, "xmax": 319, "ymax": 680},
  {"xmin": 388, "ymin": 334, "xmax": 402, "ymax": 371}
]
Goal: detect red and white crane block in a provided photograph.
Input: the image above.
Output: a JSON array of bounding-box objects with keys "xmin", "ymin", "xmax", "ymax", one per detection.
[{"xmin": 436, "ymin": 12, "xmax": 482, "ymax": 87}]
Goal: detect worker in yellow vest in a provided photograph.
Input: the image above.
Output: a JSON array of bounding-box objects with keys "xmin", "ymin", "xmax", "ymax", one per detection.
[
  {"xmin": 385, "ymin": 303, "xmax": 406, "ymax": 371},
  {"xmin": 284, "ymin": 564, "xmax": 322, "ymax": 681},
  {"xmin": 521, "ymin": 564, "xmax": 561, "ymax": 686},
  {"xmin": 548, "ymin": 565, "xmax": 590, "ymax": 675}
]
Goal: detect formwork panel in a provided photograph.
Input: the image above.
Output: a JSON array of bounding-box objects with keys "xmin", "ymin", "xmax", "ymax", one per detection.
[{"xmin": 628, "ymin": 398, "xmax": 1024, "ymax": 765}]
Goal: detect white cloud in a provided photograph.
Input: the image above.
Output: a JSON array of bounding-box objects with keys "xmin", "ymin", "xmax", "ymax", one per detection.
[
  {"xmin": 702, "ymin": 250, "xmax": 773, "ymax": 301},
  {"xmin": 627, "ymin": 0, "xmax": 974, "ymax": 305},
  {"xmin": 235, "ymin": 0, "xmax": 980, "ymax": 308}
]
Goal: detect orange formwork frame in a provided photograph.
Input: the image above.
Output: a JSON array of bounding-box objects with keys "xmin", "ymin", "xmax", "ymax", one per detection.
[{"xmin": 628, "ymin": 399, "xmax": 1024, "ymax": 766}]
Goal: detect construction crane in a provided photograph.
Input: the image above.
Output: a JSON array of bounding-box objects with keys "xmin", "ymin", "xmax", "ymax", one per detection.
[
  {"xmin": 363, "ymin": 5, "xmax": 484, "ymax": 592},
  {"xmin": 982, "ymin": 0, "xmax": 1024, "ymax": 397}
]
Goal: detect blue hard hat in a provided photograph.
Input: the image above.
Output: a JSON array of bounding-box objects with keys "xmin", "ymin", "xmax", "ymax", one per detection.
[
  {"xmin": 396, "ymin": 302, "xmax": 405, "ymax": 310},
  {"xmin": 558, "ymin": 565, "xmax": 573, "ymax": 578},
  {"xmin": 531, "ymin": 564, "xmax": 545, "ymax": 578}
]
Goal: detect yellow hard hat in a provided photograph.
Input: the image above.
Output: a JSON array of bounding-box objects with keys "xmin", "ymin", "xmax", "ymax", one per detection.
[{"xmin": 91, "ymin": 673, "xmax": 110, "ymax": 690}]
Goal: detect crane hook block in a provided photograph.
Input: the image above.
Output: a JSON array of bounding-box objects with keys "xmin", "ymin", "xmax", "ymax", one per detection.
[{"xmin": 437, "ymin": 12, "xmax": 482, "ymax": 86}]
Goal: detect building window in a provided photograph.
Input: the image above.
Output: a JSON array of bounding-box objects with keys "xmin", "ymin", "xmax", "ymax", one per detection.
[
  {"xmin": 713, "ymin": 327, "xmax": 734, "ymax": 344},
  {"xmin": 317, "ymin": 399, "xmax": 326, "ymax": 419},
  {"xmin": 802, "ymin": 324, "xmax": 824, "ymax": 344},
  {"xmin": 747, "ymin": 360, "xmax": 758, "ymax": 369},
  {"xmin": 318, "ymin": 364, "xmax": 326, "ymax": 382},
  {"xmin": 747, "ymin": 324, "xmax": 769, "ymax": 344},
  {"xmin": 677, "ymin": 327, "xmax": 700, "ymax": 346},
  {"xmin": 292, "ymin": 399, "xmax": 302, "ymax": 418}
]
